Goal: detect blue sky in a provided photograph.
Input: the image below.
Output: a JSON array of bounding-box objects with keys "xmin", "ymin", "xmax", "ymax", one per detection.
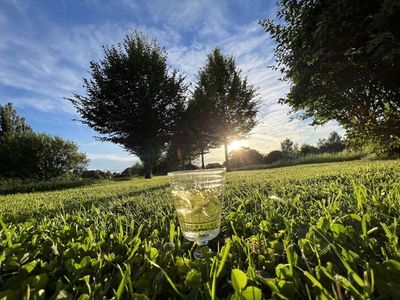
[{"xmin": 0, "ymin": 0, "xmax": 343, "ymax": 172}]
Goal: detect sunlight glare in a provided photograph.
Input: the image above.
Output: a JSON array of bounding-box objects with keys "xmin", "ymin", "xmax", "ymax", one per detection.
[{"xmin": 228, "ymin": 140, "xmax": 245, "ymax": 152}]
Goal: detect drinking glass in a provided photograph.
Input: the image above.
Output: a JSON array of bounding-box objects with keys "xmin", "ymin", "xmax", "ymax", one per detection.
[{"xmin": 168, "ymin": 168, "xmax": 225, "ymax": 259}]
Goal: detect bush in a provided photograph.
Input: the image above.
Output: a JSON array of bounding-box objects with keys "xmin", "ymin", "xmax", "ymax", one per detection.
[
  {"xmin": 0, "ymin": 133, "xmax": 88, "ymax": 180},
  {"xmin": 264, "ymin": 150, "xmax": 284, "ymax": 164},
  {"xmin": 206, "ymin": 163, "xmax": 223, "ymax": 169},
  {"xmin": 299, "ymin": 144, "xmax": 320, "ymax": 156},
  {"xmin": 81, "ymin": 170, "xmax": 112, "ymax": 180},
  {"xmin": 318, "ymin": 132, "xmax": 346, "ymax": 153},
  {"xmin": 227, "ymin": 147, "xmax": 265, "ymax": 168}
]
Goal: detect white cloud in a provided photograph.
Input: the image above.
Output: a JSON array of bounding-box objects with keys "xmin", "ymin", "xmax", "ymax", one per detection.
[{"xmin": 0, "ymin": 0, "xmax": 344, "ymax": 170}]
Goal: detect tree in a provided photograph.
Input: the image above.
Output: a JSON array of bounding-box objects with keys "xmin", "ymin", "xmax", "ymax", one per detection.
[
  {"xmin": 193, "ymin": 48, "xmax": 260, "ymax": 169},
  {"xmin": 0, "ymin": 132, "xmax": 88, "ymax": 180},
  {"xmin": 68, "ymin": 31, "xmax": 187, "ymax": 178},
  {"xmin": 299, "ymin": 144, "xmax": 320, "ymax": 156},
  {"xmin": 281, "ymin": 138, "xmax": 298, "ymax": 157},
  {"xmin": 260, "ymin": 0, "xmax": 400, "ymax": 155},
  {"xmin": 227, "ymin": 147, "xmax": 265, "ymax": 168},
  {"xmin": 0, "ymin": 102, "xmax": 32, "ymax": 141},
  {"xmin": 318, "ymin": 131, "xmax": 346, "ymax": 153},
  {"xmin": 81, "ymin": 170, "xmax": 112, "ymax": 179},
  {"xmin": 264, "ymin": 150, "xmax": 284, "ymax": 164},
  {"xmin": 174, "ymin": 95, "xmax": 219, "ymax": 169}
]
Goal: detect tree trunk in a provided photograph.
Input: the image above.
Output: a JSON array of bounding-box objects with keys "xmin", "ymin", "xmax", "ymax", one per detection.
[
  {"xmin": 144, "ymin": 162, "xmax": 152, "ymax": 179},
  {"xmin": 143, "ymin": 150, "xmax": 153, "ymax": 179},
  {"xmin": 200, "ymin": 147, "xmax": 205, "ymax": 169},
  {"xmin": 224, "ymin": 139, "xmax": 229, "ymax": 171}
]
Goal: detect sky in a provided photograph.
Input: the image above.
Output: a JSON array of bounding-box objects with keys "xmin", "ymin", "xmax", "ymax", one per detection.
[{"xmin": 0, "ymin": 0, "xmax": 344, "ymax": 172}]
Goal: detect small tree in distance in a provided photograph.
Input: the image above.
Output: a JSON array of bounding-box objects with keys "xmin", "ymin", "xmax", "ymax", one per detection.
[
  {"xmin": 281, "ymin": 138, "xmax": 298, "ymax": 157},
  {"xmin": 69, "ymin": 31, "xmax": 187, "ymax": 178},
  {"xmin": 193, "ymin": 48, "xmax": 260, "ymax": 170},
  {"xmin": 318, "ymin": 131, "xmax": 346, "ymax": 153},
  {"xmin": 299, "ymin": 144, "xmax": 320, "ymax": 156},
  {"xmin": 0, "ymin": 102, "xmax": 32, "ymax": 141}
]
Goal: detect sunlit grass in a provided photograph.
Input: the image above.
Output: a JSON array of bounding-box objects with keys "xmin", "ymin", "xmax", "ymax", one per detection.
[{"xmin": 0, "ymin": 159, "xmax": 399, "ymax": 298}]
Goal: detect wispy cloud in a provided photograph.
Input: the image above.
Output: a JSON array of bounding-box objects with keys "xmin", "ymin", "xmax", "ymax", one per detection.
[{"xmin": 0, "ymin": 0, "xmax": 344, "ymax": 170}]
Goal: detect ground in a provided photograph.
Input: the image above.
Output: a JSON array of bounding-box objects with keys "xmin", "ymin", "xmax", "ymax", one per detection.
[{"xmin": 0, "ymin": 160, "xmax": 399, "ymax": 299}]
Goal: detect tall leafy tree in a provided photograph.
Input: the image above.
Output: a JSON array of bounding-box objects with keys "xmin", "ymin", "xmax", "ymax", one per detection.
[
  {"xmin": 68, "ymin": 31, "xmax": 187, "ymax": 178},
  {"xmin": 193, "ymin": 48, "xmax": 260, "ymax": 169},
  {"xmin": 260, "ymin": 0, "xmax": 400, "ymax": 155},
  {"xmin": 0, "ymin": 102, "xmax": 32, "ymax": 141},
  {"xmin": 173, "ymin": 96, "xmax": 219, "ymax": 169}
]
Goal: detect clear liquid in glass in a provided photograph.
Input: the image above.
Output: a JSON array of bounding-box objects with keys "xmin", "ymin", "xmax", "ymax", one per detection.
[{"xmin": 172, "ymin": 186, "xmax": 222, "ymax": 244}]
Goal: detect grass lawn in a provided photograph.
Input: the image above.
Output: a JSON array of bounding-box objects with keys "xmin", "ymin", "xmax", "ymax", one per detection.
[{"xmin": 0, "ymin": 160, "xmax": 399, "ymax": 299}]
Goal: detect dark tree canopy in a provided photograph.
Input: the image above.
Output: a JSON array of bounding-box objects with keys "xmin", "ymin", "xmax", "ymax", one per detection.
[
  {"xmin": 261, "ymin": 0, "xmax": 400, "ymax": 155},
  {"xmin": 299, "ymin": 144, "xmax": 320, "ymax": 156},
  {"xmin": 317, "ymin": 131, "xmax": 346, "ymax": 153},
  {"xmin": 228, "ymin": 147, "xmax": 265, "ymax": 168},
  {"xmin": 0, "ymin": 132, "xmax": 88, "ymax": 180},
  {"xmin": 69, "ymin": 31, "xmax": 187, "ymax": 178},
  {"xmin": 264, "ymin": 150, "xmax": 284, "ymax": 164},
  {"xmin": 172, "ymin": 95, "xmax": 220, "ymax": 169},
  {"xmin": 193, "ymin": 48, "xmax": 260, "ymax": 168},
  {"xmin": 0, "ymin": 102, "xmax": 32, "ymax": 141},
  {"xmin": 281, "ymin": 138, "xmax": 298, "ymax": 157}
]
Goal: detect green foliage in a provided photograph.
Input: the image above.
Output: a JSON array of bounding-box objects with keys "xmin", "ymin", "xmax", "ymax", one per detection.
[
  {"xmin": 260, "ymin": 0, "xmax": 400, "ymax": 155},
  {"xmin": 0, "ymin": 132, "xmax": 88, "ymax": 180},
  {"xmin": 299, "ymin": 144, "xmax": 319, "ymax": 156},
  {"xmin": 193, "ymin": 48, "xmax": 260, "ymax": 167},
  {"xmin": 81, "ymin": 170, "xmax": 112, "ymax": 180},
  {"xmin": 317, "ymin": 132, "xmax": 346, "ymax": 154},
  {"xmin": 228, "ymin": 147, "xmax": 265, "ymax": 168},
  {"xmin": 68, "ymin": 30, "xmax": 187, "ymax": 178},
  {"xmin": 280, "ymin": 138, "xmax": 298, "ymax": 157},
  {"xmin": 234, "ymin": 151, "xmax": 366, "ymax": 171},
  {"xmin": 264, "ymin": 150, "xmax": 284, "ymax": 164},
  {"xmin": 0, "ymin": 102, "xmax": 32, "ymax": 141},
  {"xmin": 0, "ymin": 160, "xmax": 399, "ymax": 298}
]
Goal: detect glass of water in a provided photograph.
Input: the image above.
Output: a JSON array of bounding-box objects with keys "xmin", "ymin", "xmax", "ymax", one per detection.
[{"xmin": 168, "ymin": 168, "xmax": 225, "ymax": 258}]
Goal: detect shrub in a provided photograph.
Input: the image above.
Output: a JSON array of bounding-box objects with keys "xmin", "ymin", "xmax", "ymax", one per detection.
[
  {"xmin": 264, "ymin": 150, "xmax": 284, "ymax": 164},
  {"xmin": 227, "ymin": 147, "xmax": 265, "ymax": 168},
  {"xmin": 206, "ymin": 163, "xmax": 223, "ymax": 169},
  {"xmin": 299, "ymin": 144, "xmax": 320, "ymax": 156},
  {"xmin": 0, "ymin": 132, "xmax": 88, "ymax": 180}
]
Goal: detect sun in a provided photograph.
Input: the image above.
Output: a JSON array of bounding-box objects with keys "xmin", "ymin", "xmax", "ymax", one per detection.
[{"xmin": 228, "ymin": 140, "xmax": 246, "ymax": 152}]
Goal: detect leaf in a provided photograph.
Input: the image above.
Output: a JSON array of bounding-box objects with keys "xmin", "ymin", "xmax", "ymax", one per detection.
[
  {"xmin": 116, "ymin": 266, "xmax": 129, "ymax": 300},
  {"xmin": 242, "ymin": 286, "xmax": 262, "ymax": 300},
  {"xmin": 217, "ymin": 239, "xmax": 231, "ymax": 278},
  {"xmin": 21, "ymin": 260, "xmax": 38, "ymax": 274},
  {"xmin": 231, "ymin": 269, "xmax": 247, "ymax": 291},
  {"xmin": 77, "ymin": 294, "xmax": 90, "ymax": 300},
  {"xmin": 27, "ymin": 273, "xmax": 49, "ymax": 289},
  {"xmin": 304, "ymin": 271, "xmax": 323, "ymax": 289},
  {"xmin": 316, "ymin": 217, "xmax": 330, "ymax": 231},
  {"xmin": 0, "ymin": 218, "xmax": 13, "ymax": 247},
  {"xmin": 330, "ymin": 223, "xmax": 346, "ymax": 236},
  {"xmin": 55, "ymin": 290, "xmax": 70, "ymax": 299},
  {"xmin": 185, "ymin": 269, "xmax": 202, "ymax": 289}
]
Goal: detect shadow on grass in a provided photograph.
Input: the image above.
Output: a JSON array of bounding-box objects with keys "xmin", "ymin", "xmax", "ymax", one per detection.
[
  {"xmin": 0, "ymin": 179, "xmax": 101, "ymax": 196},
  {"xmin": 2, "ymin": 183, "xmax": 170, "ymax": 224}
]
